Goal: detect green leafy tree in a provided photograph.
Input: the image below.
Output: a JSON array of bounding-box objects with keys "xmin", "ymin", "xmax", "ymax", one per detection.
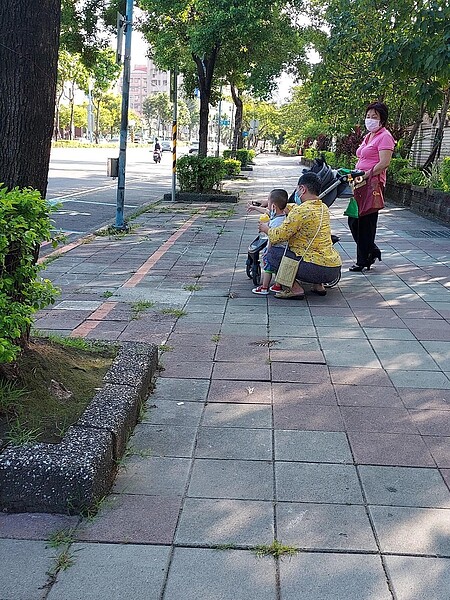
[
  {"xmin": 139, "ymin": 0, "xmax": 307, "ymax": 156},
  {"xmin": 84, "ymin": 48, "xmax": 121, "ymax": 143},
  {"xmin": 56, "ymin": 50, "xmax": 89, "ymax": 140},
  {"xmin": 142, "ymin": 93, "xmax": 173, "ymax": 138}
]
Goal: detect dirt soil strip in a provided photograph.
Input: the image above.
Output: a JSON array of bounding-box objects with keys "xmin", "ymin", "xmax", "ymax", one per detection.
[{"xmin": 69, "ymin": 209, "xmax": 206, "ymax": 338}]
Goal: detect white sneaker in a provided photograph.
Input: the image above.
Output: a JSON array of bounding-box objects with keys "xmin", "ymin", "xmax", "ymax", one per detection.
[{"xmin": 252, "ymin": 286, "xmax": 269, "ymax": 295}]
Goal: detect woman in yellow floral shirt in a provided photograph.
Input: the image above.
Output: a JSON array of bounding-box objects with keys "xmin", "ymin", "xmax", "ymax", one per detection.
[{"xmin": 258, "ymin": 172, "xmax": 342, "ymax": 299}]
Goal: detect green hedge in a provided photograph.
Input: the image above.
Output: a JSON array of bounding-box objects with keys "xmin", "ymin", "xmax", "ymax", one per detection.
[
  {"xmin": 223, "ymin": 159, "xmax": 241, "ymax": 177},
  {"xmin": 177, "ymin": 155, "xmax": 227, "ymax": 192},
  {"xmin": 0, "ymin": 187, "xmax": 59, "ymax": 364},
  {"xmin": 442, "ymin": 157, "xmax": 450, "ymax": 192}
]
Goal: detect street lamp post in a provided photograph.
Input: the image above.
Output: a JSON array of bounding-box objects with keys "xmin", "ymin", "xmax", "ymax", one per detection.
[{"xmin": 115, "ymin": 0, "xmax": 133, "ymax": 230}]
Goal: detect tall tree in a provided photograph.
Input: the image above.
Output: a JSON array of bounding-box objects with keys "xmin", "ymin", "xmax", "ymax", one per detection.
[
  {"xmin": 0, "ymin": 0, "xmax": 61, "ymax": 196},
  {"xmin": 139, "ymin": 0, "xmax": 306, "ymax": 156}
]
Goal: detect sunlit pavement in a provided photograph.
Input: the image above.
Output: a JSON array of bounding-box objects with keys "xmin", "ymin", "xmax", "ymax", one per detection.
[{"xmin": 2, "ymin": 153, "xmax": 450, "ymax": 599}]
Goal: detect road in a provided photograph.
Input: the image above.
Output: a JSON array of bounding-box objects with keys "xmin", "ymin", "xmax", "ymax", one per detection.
[{"xmin": 44, "ymin": 146, "xmax": 177, "ymax": 255}]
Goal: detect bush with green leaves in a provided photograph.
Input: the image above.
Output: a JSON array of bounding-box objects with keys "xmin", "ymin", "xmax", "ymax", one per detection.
[
  {"xmin": 176, "ymin": 155, "xmax": 227, "ymax": 192},
  {"xmin": 235, "ymin": 149, "xmax": 251, "ymax": 167},
  {"xmin": 223, "ymin": 159, "xmax": 241, "ymax": 177},
  {"xmin": 0, "ymin": 187, "xmax": 59, "ymax": 364},
  {"xmin": 442, "ymin": 157, "xmax": 450, "ymax": 193},
  {"xmin": 393, "ymin": 167, "xmax": 427, "ymax": 186},
  {"xmin": 388, "ymin": 158, "xmax": 409, "ymax": 178}
]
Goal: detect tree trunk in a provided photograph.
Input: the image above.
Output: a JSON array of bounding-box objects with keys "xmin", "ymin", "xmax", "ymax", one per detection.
[
  {"xmin": 0, "ymin": 0, "xmax": 61, "ymax": 197},
  {"xmin": 194, "ymin": 47, "xmax": 218, "ymax": 157},
  {"xmin": 422, "ymin": 87, "xmax": 450, "ymax": 172},
  {"xmin": 402, "ymin": 103, "xmax": 426, "ymax": 158},
  {"xmin": 230, "ymin": 84, "xmax": 243, "ymax": 154}
]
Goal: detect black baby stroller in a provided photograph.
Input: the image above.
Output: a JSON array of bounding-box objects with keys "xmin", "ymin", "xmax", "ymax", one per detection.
[{"xmin": 246, "ymin": 233, "xmax": 268, "ymax": 286}]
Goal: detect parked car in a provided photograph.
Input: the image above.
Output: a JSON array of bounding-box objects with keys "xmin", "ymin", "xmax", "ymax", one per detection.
[
  {"xmin": 189, "ymin": 140, "xmax": 199, "ymax": 154},
  {"xmin": 161, "ymin": 140, "xmax": 171, "ymax": 152}
]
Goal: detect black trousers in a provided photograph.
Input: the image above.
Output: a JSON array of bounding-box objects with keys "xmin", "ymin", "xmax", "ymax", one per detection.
[{"xmin": 348, "ymin": 212, "xmax": 379, "ymax": 267}]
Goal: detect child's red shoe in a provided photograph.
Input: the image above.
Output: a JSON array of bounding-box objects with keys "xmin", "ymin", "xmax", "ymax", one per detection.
[
  {"xmin": 252, "ymin": 285, "xmax": 269, "ymax": 295},
  {"xmin": 269, "ymin": 283, "xmax": 282, "ymax": 293}
]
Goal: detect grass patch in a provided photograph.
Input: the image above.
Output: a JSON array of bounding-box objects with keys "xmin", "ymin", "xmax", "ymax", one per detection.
[
  {"xmin": 102, "ymin": 290, "xmax": 114, "ymax": 298},
  {"xmin": 211, "ymin": 334, "xmax": 221, "ymax": 343},
  {"xmin": 183, "ymin": 283, "xmax": 202, "ymax": 292},
  {"xmin": 161, "ymin": 308, "xmax": 187, "ymax": 318},
  {"xmin": 158, "ymin": 344, "xmax": 173, "ymax": 353},
  {"xmin": 131, "ymin": 300, "xmax": 155, "ymax": 320},
  {"xmin": 206, "ymin": 208, "xmax": 235, "ymax": 218},
  {"xmin": 0, "ymin": 337, "xmax": 117, "ymax": 444},
  {"xmin": 254, "ymin": 540, "xmax": 298, "ymax": 559}
]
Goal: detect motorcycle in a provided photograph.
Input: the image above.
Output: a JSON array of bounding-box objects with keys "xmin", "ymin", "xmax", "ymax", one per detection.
[{"xmin": 153, "ymin": 149, "xmax": 161, "ymax": 163}]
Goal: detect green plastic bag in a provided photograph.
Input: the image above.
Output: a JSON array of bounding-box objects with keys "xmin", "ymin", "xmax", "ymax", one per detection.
[{"xmin": 344, "ymin": 197, "xmax": 359, "ymax": 218}]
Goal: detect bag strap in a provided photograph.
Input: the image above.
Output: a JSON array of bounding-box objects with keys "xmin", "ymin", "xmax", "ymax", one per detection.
[{"xmin": 286, "ymin": 202, "xmax": 325, "ymax": 262}]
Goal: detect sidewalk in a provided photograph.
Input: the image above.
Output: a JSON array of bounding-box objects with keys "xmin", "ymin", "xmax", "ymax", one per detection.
[{"xmin": 2, "ymin": 154, "xmax": 450, "ymax": 599}]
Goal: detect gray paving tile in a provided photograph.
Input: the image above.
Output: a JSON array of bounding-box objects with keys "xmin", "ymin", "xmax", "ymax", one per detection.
[
  {"xmin": 363, "ymin": 327, "xmax": 416, "ymax": 340},
  {"xmin": 212, "ymin": 361, "xmax": 270, "ymax": 381},
  {"xmin": 371, "ymin": 339, "xmax": 441, "ymax": 371},
  {"xmin": 273, "ymin": 403, "xmax": 344, "ymax": 431},
  {"xmin": 276, "ymin": 502, "xmax": 377, "ymax": 551},
  {"xmin": 160, "ymin": 360, "xmax": 213, "ymax": 379},
  {"xmin": 201, "ymin": 402, "xmax": 272, "ymax": 428},
  {"xmin": 0, "ymin": 512, "xmax": 79, "ymax": 540},
  {"xmin": 0, "ymin": 539, "xmax": 54, "ymax": 600},
  {"xmin": 113, "ymin": 456, "xmax": 191, "ymax": 495},
  {"xmin": 421, "ymin": 341, "xmax": 450, "ymax": 371},
  {"xmin": 129, "ymin": 424, "xmax": 197, "ymax": 458},
  {"xmin": 76, "ymin": 494, "xmax": 181, "ymax": 544},
  {"xmin": 329, "ymin": 367, "xmax": 393, "ymax": 386},
  {"xmin": 320, "ymin": 338, "xmax": 381, "ymax": 368},
  {"xmin": 196, "ymin": 427, "xmax": 272, "ymax": 460},
  {"xmin": 275, "ymin": 462, "xmax": 364, "ymax": 504},
  {"xmin": 148, "ymin": 377, "xmax": 209, "ymax": 403},
  {"xmin": 175, "ymin": 498, "xmax": 274, "ymax": 546},
  {"xmin": 164, "ymin": 548, "xmax": 276, "ymax": 600},
  {"xmin": 387, "ymin": 369, "xmax": 450, "ymax": 389},
  {"xmin": 384, "ymin": 555, "xmax": 450, "ymax": 600},
  {"xmin": 271, "ymin": 362, "xmax": 331, "ymax": 384},
  {"xmin": 335, "ymin": 384, "xmax": 404, "ymax": 407},
  {"xmin": 275, "ymin": 430, "xmax": 352, "ymax": 463},
  {"xmin": 143, "ymin": 400, "xmax": 204, "ymax": 426},
  {"xmin": 188, "ymin": 458, "xmax": 273, "ymax": 500},
  {"xmin": 47, "ymin": 543, "xmax": 170, "ymax": 600},
  {"xmin": 359, "ymin": 465, "xmax": 450, "ymax": 507},
  {"xmin": 207, "ymin": 379, "xmax": 272, "ymax": 404},
  {"xmin": 279, "ymin": 552, "xmax": 392, "ymax": 600},
  {"xmin": 316, "ymin": 326, "xmax": 366, "ymax": 338},
  {"xmin": 369, "ymin": 505, "xmax": 450, "ymax": 556},
  {"xmin": 272, "ymin": 382, "xmax": 338, "ymax": 405}
]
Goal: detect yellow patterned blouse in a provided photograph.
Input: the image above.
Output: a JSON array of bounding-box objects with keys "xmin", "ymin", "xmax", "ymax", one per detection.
[{"xmin": 268, "ymin": 199, "xmax": 342, "ymax": 267}]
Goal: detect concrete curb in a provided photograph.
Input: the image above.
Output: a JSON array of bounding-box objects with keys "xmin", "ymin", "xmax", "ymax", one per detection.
[
  {"xmin": 0, "ymin": 342, "xmax": 158, "ymax": 514},
  {"xmin": 162, "ymin": 192, "xmax": 238, "ymax": 203}
]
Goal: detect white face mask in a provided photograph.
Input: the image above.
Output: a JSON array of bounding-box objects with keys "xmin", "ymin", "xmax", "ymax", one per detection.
[{"xmin": 365, "ymin": 117, "xmax": 381, "ymax": 132}]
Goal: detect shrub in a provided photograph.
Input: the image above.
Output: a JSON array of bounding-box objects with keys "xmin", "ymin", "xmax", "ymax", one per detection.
[
  {"xmin": 442, "ymin": 157, "xmax": 450, "ymax": 192},
  {"xmin": 335, "ymin": 128, "xmax": 364, "ymax": 160},
  {"xmin": 388, "ymin": 158, "xmax": 409, "ymax": 178},
  {"xmin": 393, "ymin": 167, "xmax": 427, "ymax": 186},
  {"xmin": 303, "ymin": 148, "xmax": 318, "ymax": 160},
  {"xmin": 176, "ymin": 155, "xmax": 227, "ymax": 192},
  {"xmin": 223, "ymin": 159, "xmax": 241, "ymax": 177},
  {"xmin": 236, "ymin": 149, "xmax": 251, "ymax": 167},
  {"xmin": 222, "ymin": 149, "xmax": 232, "ymax": 160},
  {"xmin": 0, "ymin": 187, "xmax": 59, "ymax": 364},
  {"xmin": 248, "ymin": 149, "xmax": 256, "ymax": 161}
]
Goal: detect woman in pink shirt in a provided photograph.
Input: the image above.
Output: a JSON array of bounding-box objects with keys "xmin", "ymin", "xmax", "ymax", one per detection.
[{"xmin": 348, "ymin": 102, "xmax": 395, "ymax": 271}]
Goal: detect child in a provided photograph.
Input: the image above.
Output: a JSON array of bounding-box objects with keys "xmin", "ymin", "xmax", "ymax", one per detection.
[{"xmin": 252, "ymin": 189, "xmax": 288, "ymax": 295}]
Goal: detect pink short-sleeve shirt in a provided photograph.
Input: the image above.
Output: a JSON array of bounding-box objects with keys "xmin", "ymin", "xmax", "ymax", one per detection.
[{"xmin": 355, "ymin": 127, "xmax": 395, "ymax": 184}]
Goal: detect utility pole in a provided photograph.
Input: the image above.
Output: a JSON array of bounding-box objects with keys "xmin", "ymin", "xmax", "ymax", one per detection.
[
  {"xmin": 170, "ymin": 68, "xmax": 178, "ymax": 202},
  {"xmin": 115, "ymin": 0, "xmax": 133, "ymax": 230}
]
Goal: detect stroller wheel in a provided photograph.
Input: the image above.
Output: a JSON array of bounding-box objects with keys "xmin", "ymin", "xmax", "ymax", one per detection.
[
  {"xmin": 324, "ymin": 272, "xmax": 341, "ymax": 288},
  {"xmin": 252, "ymin": 261, "xmax": 261, "ymax": 286},
  {"xmin": 246, "ymin": 257, "xmax": 253, "ymax": 279}
]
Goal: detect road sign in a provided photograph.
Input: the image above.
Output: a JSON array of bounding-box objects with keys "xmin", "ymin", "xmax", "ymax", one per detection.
[
  {"xmin": 242, "ymin": 131, "xmax": 248, "ymax": 137},
  {"xmin": 221, "ymin": 119, "xmax": 230, "ymax": 126}
]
